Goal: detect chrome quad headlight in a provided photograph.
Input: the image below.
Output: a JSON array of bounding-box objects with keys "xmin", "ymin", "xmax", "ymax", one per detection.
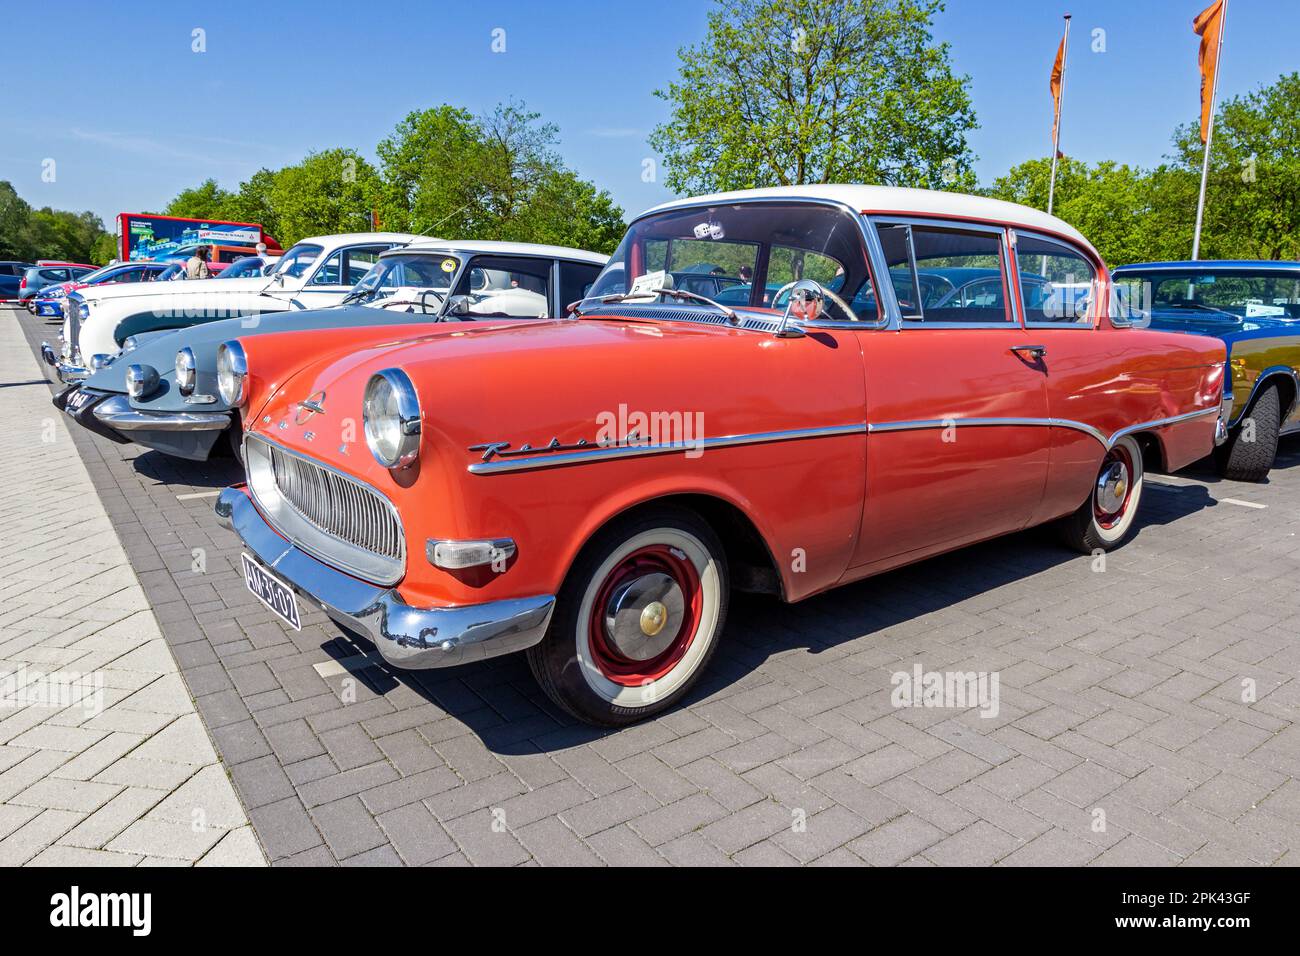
[
  {"xmin": 216, "ymin": 341, "xmax": 248, "ymax": 407},
  {"xmin": 363, "ymin": 368, "xmax": 421, "ymax": 470},
  {"xmin": 176, "ymin": 347, "xmax": 197, "ymax": 396}
]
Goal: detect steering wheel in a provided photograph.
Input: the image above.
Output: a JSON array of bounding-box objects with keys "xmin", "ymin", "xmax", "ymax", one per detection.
[{"xmin": 772, "ymin": 281, "xmax": 858, "ymax": 322}]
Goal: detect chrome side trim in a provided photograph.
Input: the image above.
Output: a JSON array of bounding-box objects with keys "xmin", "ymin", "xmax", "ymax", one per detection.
[
  {"xmin": 467, "ymin": 423, "xmax": 866, "ymax": 475},
  {"xmin": 216, "ymin": 487, "xmax": 553, "ymax": 669},
  {"xmin": 866, "ymin": 407, "xmax": 1220, "ymax": 449}
]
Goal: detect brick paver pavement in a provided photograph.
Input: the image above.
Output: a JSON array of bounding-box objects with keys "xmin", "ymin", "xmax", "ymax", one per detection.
[
  {"xmin": 0, "ymin": 307, "xmax": 263, "ymax": 866},
  {"xmin": 13, "ymin": 306, "xmax": 1300, "ymax": 866}
]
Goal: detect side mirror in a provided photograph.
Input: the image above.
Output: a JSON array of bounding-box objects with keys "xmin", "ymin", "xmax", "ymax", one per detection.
[
  {"xmin": 443, "ymin": 294, "xmax": 472, "ymax": 317},
  {"xmin": 775, "ymin": 279, "xmax": 823, "ymax": 338}
]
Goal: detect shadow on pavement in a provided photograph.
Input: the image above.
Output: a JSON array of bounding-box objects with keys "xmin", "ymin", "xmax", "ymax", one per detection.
[{"xmin": 309, "ymin": 476, "xmax": 1218, "ymax": 755}]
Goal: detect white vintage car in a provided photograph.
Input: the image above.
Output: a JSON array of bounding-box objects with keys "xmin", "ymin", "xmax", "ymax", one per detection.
[{"xmin": 42, "ymin": 232, "xmax": 422, "ymax": 384}]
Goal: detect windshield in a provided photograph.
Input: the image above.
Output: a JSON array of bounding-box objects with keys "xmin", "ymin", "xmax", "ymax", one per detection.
[
  {"xmin": 220, "ymin": 257, "xmax": 264, "ymax": 279},
  {"xmin": 583, "ymin": 202, "xmax": 877, "ymax": 320},
  {"xmin": 77, "ymin": 265, "xmax": 119, "ymax": 284},
  {"xmin": 272, "ymin": 243, "xmax": 324, "ymax": 279},
  {"xmin": 1116, "ymin": 271, "xmax": 1300, "ymax": 323},
  {"xmin": 158, "ymin": 264, "xmax": 184, "ymax": 281},
  {"xmin": 348, "ymin": 253, "xmax": 458, "ymax": 301}
]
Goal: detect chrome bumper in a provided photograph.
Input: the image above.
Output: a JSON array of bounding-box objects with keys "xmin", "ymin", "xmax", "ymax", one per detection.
[
  {"xmin": 93, "ymin": 393, "xmax": 230, "ymax": 432},
  {"xmin": 1215, "ymin": 386, "xmax": 1234, "ymax": 447},
  {"xmin": 215, "ymin": 487, "xmax": 555, "ymax": 669}
]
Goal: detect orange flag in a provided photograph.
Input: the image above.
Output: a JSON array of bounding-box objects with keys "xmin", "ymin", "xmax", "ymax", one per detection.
[
  {"xmin": 1193, "ymin": 0, "xmax": 1225, "ymax": 143},
  {"xmin": 1049, "ymin": 34, "xmax": 1066, "ymax": 147}
]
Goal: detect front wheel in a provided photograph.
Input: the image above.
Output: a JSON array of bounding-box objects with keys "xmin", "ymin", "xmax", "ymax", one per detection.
[
  {"xmin": 1059, "ymin": 434, "xmax": 1145, "ymax": 553},
  {"xmin": 527, "ymin": 506, "xmax": 728, "ymax": 726}
]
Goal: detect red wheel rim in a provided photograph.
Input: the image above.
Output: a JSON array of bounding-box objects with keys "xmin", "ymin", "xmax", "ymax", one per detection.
[
  {"xmin": 1094, "ymin": 445, "xmax": 1135, "ymax": 530},
  {"xmin": 587, "ymin": 544, "xmax": 702, "ymax": 686}
]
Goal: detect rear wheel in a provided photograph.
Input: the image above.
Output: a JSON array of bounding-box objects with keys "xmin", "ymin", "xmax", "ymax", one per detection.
[
  {"xmin": 1215, "ymin": 383, "xmax": 1280, "ymax": 483},
  {"xmin": 1060, "ymin": 434, "xmax": 1144, "ymax": 553},
  {"xmin": 527, "ymin": 506, "xmax": 728, "ymax": 726}
]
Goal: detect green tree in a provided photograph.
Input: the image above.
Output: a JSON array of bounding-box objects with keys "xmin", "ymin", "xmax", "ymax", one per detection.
[
  {"xmin": 0, "ymin": 181, "xmax": 35, "ymax": 260},
  {"xmin": 1164, "ymin": 71, "xmax": 1300, "ymax": 260},
  {"xmin": 986, "ymin": 157, "xmax": 1157, "ymax": 267},
  {"xmin": 376, "ymin": 101, "xmax": 625, "ymax": 251},
  {"xmin": 264, "ymin": 149, "xmax": 382, "ymax": 244},
  {"xmin": 649, "ymin": 0, "xmax": 977, "ymax": 194},
  {"xmin": 89, "ymin": 232, "xmax": 119, "ymax": 266},
  {"xmin": 164, "ymin": 178, "xmax": 237, "ymax": 220},
  {"xmin": 376, "ymin": 105, "xmax": 486, "ymax": 237}
]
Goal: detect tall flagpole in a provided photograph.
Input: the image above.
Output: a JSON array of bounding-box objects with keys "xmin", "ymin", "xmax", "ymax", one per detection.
[
  {"xmin": 1192, "ymin": 0, "xmax": 1227, "ymax": 261},
  {"xmin": 1047, "ymin": 15, "xmax": 1072, "ymax": 217}
]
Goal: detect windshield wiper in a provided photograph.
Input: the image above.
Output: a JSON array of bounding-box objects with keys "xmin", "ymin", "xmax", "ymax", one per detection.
[{"xmin": 576, "ymin": 287, "xmax": 739, "ymax": 323}]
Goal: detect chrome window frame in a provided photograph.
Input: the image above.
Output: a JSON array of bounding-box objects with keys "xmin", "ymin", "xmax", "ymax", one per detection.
[
  {"xmin": 607, "ymin": 196, "xmax": 890, "ymax": 331},
  {"xmin": 866, "ymin": 216, "xmax": 1018, "ymax": 331},
  {"xmin": 1012, "ymin": 228, "xmax": 1098, "ymax": 330}
]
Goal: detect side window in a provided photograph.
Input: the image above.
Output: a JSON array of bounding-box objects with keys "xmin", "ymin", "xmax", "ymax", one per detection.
[
  {"xmin": 452, "ymin": 256, "xmax": 552, "ymax": 318},
  {"xmin": 559, "ymin": 262, "xmax": 601, "ymax": 310},
  {"xmin": 344, "ymin": 245, "xmax": 389, "ymax": 285},
  {"xmin": 1016, "ymin": 235, "xmax": 1096, "ymax": 326},
  {"xmin": 310, "ymin": 250, "xmax": 344, "ymax": 285},
  {"xmin": 875, "ymin": 223, "xmax": 1010, "ymax": 324}
]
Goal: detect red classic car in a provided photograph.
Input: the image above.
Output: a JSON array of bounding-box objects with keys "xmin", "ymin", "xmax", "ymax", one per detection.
[{"xmin": 215, "ymin": 186, "xmax": 1228, "ymax": 726}]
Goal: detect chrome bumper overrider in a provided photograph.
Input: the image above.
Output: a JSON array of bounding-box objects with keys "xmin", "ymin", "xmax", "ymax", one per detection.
[
  {"xmin": 92, "ymin": 394, "xmax": 231, "ymax": 432},
  {"xmin": 40, "ymin": 342, "xmax": 88, "ymax": 385},
  {"xmin": 215, "ymin": 487, "xmax": 555, "ymax": 669}
]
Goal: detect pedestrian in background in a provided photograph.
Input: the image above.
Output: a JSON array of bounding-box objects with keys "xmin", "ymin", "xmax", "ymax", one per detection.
[{"xmin": 185, "ymin": 245, "xmax": 212, "ymax": 279}]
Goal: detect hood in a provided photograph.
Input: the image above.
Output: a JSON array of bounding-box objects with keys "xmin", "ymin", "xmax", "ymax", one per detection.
[
  {"xmin": 248, "ymin": 310, "xmax": 868, "ymax": 494},
  {"xmin": 78, "ymin": 274, "xmax": 284, "ymax": 302}
]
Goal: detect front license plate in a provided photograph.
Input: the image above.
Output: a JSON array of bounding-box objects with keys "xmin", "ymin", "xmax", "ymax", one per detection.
[
  {"xmin": 65, "ymin": 389, "xmax": 94, "ymax": 415},
  {"xmin": 241, "ymin": 553, "xmax": 302, "ymax": 630}
]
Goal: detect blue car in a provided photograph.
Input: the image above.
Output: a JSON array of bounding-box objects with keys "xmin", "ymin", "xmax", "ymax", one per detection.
[
  {"xmin": 0, "ymin": 261, "xmax": 34, "ymax": 300},
  {"xmin": 32, "ymin": 261, "xmax": 173, "ymax": 318},
  {"xmin": 1112, "ymin": 259, "xmax": 1300, "ymax": 481}
]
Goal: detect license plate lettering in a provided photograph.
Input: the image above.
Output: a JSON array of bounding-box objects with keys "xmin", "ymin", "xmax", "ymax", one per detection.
[{"xmin": 240, "ymin": 553, "xmax": 302, "ymax": 630}]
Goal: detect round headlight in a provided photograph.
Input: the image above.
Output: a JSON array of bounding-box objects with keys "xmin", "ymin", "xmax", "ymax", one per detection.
[
  {"xmin": 363, "ymin": 369, "xmax": 421, "ymax": 469},
  {"xmin": 176, "ymin": 347, "xmax": 197, "ymax": 396},
  {"xmin": 216, "ymin": 341, "xmax": 247, "ymax": 407},
  {"xmin": 125, "ymin": 364, "xmax": 159, "ymax": 400}
]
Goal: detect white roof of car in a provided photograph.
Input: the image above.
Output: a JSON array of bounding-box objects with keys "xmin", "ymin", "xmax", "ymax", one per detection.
[
  {"xmin": 390, "ymin": 239, "xmax": 606, "ymax": 264},
  {"xmin": 295, "ymin": 232, "xmax": 424, "ymax": 247},
  {"xmin": 642, "ymin": 185, "xmax": 1091, "ymax": 252}
]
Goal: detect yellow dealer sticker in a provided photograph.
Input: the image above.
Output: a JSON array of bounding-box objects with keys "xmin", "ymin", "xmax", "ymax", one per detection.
[{"xmin": 441, "ymin": 258, "xmax": 457, "ymax": 273}]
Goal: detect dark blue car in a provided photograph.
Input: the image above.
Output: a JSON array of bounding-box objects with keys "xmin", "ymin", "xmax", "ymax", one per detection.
[{"xmin": 1112, "ymin": 259, "xmax": 1300, "ymax": 481}]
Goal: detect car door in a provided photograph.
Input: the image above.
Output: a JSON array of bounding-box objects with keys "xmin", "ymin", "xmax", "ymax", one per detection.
[
  {"xmin": 1007, "ymin": 230, "xmax": 1121, "ymax": 524},
  {"xmin": 850, "ymin": 218, "xmax": 1052, "ymax": 573}
]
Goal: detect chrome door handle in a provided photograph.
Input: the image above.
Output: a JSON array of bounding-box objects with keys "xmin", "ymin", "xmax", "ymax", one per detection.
[{"xmin": 1011, "ymin": 345, "xmax": 1047, "ymax": 359}]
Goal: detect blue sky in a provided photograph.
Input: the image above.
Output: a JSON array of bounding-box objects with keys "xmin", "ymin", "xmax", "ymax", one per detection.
[{"xmin": 2, "ymin": 0, "xmax": 1292, "ymax": 231}]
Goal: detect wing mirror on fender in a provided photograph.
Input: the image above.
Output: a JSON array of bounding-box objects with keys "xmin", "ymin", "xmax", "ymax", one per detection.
[{"xmin": 774, "ymin": 279, "xmax": 826, "ymax": 338}]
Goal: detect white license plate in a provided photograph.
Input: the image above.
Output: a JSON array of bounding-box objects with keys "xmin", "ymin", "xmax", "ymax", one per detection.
[
  {"xmin": 240, "ymin": 553, "xmax": 302, "ymax": 630},
  {"xmin": 65, "ymin": 389, "xmax": 94, "ymax": 415}
]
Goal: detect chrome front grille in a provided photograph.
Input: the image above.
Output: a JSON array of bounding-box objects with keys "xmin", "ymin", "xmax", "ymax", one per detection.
[{"xmin": 245, "ymin": 435, "xmax": 405, "ymax": 585}]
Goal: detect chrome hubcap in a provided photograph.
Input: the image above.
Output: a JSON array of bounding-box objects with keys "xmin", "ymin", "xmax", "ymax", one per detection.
[
  {"xmin": 603, "ymin": 572, "xmax": 684, "ymax": 661},
  {"xmin": 1096, "ymin": 461, "xmax": 1129, "ymax": 514}
]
